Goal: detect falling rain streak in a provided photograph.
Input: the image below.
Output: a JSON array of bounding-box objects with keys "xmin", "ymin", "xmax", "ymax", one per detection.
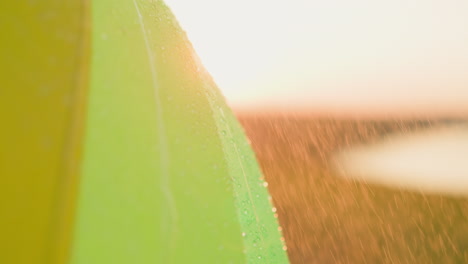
[{"xmin": 238, "ymin": 113, "xmax": 468, "ymax": 263}]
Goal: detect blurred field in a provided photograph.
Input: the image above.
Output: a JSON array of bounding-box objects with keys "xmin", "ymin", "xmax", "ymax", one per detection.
[{"xmin": 237, "ymin": 113, "xmax": 468, "ymax": 264}]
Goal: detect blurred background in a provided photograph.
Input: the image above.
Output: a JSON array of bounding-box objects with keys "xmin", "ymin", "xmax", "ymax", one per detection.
[
  {"xmin": 167, "ymin": 0, "xmax": 468, "ymax": 117},
  {"xmin": 166, "ymin": 0, "xmax": 468, "ymax": 263}
]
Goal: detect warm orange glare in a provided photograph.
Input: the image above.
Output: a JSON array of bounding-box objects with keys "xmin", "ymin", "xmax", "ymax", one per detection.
[{"xmin": 166, "ymin": 0, "xmax": 468, "ymax": 115}]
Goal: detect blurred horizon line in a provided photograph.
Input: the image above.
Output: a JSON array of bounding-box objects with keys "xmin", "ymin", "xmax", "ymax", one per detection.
[{"xmin": 232, "ymin": 106, "xmax": 468, "ymax": 120}]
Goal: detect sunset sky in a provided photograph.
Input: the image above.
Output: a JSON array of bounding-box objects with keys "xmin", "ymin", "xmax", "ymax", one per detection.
[{"xmin": 166, "ymin": 0, "xmax": 468, "ymax": 116}]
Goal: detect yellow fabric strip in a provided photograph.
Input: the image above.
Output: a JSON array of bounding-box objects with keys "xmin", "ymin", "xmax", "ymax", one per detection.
[{"xmin": 0, "ymin": 1, "xmax": 90, "ymax": 264}]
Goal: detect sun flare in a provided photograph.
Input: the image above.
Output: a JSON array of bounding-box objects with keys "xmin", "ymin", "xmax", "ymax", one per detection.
[{"xmin": 166, "ymin": 0, "xmax": 468, "ymax": 116}]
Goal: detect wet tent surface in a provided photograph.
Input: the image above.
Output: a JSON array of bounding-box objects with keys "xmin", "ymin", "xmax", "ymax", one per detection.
[
  {"xmin": 71, "ymin": 1, "xmax": 288, "ymax": 263},
  {"xmin": 238, "ymin": 114, "xmax": 468, "ymax": 263}
]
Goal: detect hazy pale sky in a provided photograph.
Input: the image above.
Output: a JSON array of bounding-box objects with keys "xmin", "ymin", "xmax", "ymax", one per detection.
[{"xmin": 165, "ymin": 0, "xmax": 468, "ymax": 116}]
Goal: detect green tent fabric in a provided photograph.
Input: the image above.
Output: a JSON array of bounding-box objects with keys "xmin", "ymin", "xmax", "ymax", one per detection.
[{"xmin": 1, "ymin": 0, "xmax": 289, "ymax": 263}]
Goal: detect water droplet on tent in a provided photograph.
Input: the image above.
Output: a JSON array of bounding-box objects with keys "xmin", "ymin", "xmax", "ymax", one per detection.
[
  {"xmin": 221, "ymin": 130, "xmax": 227, "ymax": 136},
  {"xmin": 242, "ymin": 232, "xmax": 246, "ymax": 237},
  {"xmin": 282, "ymin": 246, "xmax": 288, "ymax": 251},
  {"xmin": 278, "ymin": 226, "xmax": 283, "ymax": 232},
  {"xmin": 272, "ymin": 207, "xmax": 277, "ymax": 213},
  {"xmin": 263, "ymin": 182, "xmax": 269, "ymax": 187},
  {"xmin": 257, "ymin": 256, "xmax": 262, "ymax": 259}
]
